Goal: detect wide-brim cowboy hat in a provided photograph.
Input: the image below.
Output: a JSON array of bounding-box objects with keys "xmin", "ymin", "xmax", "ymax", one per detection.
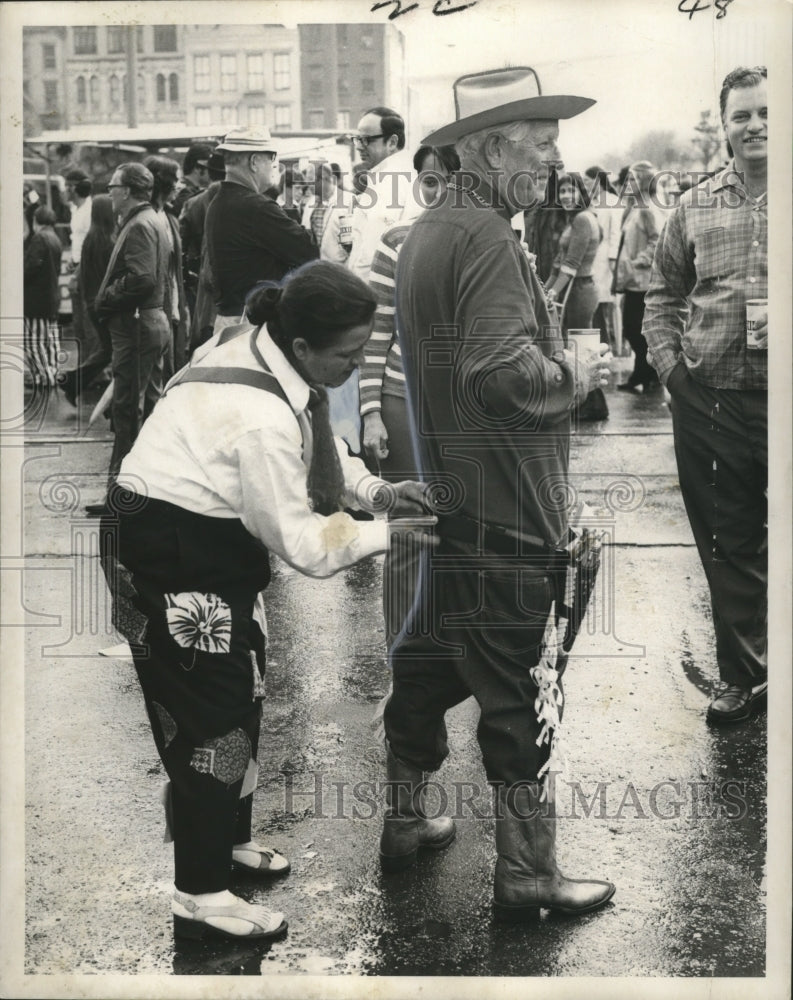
[{"xmin": 423, "ymin": 67, "xmax": 594, "ymax": 146}]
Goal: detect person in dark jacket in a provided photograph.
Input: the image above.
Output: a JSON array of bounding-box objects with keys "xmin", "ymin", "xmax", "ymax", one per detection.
[
  {"xmin": 24, "ymin": 205, "xmax": 63, "ymax": 388},
  {"xmin": 59, "ymin": 194, "xmax": 116, "ymax": 406},
  {"xmin": 205, "ymin": 127, "xmax": 317, "ymax": 336},
  {"xmin": 94, "ymin": 162, "xmax": 170, "ymax": 490}
]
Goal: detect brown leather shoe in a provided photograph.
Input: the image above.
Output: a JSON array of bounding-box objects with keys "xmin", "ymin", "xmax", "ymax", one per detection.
[{"xmin": 706, "ymin": 682, "xmax": 768, "ymax": 724}]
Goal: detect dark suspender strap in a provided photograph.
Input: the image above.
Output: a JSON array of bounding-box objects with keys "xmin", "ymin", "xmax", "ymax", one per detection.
[
  {"xmin": 166, "ymin": 327, "xmax": 290, "ymax": 405},
  {"xmin": 169, "ymin": 365, "xmax": 290, "ymax": 405}
]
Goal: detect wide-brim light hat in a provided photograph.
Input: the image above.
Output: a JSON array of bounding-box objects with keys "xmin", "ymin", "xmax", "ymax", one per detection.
[
  {"xmin": 216, "ymin": 126, "xmax": 278, "ymax": 154},
  {"xmin": 423, "ymin": 67, "xmax": 594, "ymax": 146}
]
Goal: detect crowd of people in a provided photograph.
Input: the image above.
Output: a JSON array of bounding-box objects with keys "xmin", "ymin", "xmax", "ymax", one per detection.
[{"xmin": 23, "ymin": 62, "xmax": 768, "ymax": 945}]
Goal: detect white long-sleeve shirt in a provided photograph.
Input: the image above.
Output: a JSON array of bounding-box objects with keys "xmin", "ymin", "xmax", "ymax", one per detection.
[
  {"xmin": 120, "ymin": 326, "xmax": 389, "ymax": 578},
  {"xmin": 346, "ymin": 148, "xmax": 417, "ymax": 283}
]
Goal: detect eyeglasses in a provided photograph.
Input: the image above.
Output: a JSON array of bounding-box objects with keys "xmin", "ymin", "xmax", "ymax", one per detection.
[{"xmin": 351, "ymin": 134, "xmax": 384, "ymax": 148}]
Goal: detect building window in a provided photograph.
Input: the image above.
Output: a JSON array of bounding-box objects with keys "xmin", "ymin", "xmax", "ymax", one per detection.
[
  {"xmin": 274, "ymin": 53, "xmax": 290, "ymax": 91},
  {"xmin": 308, "ymin": 65, "xmax": 322, "ymax": 97},
  {"xmin": 107, "ymin": 26, "xmax": 124, "ymax": 54},
  {"xmin": 338, "ymin": 64, "xmax": 350, "ymax": 96},
  {"xmin": 75, "ymin": 76, "xmax": 87, "ymax": 105},
  {"xmin": 247, "ymin": 53, "xmax": 264, "ymax": 91},
  {"xmin": 220, "ymin": 54, "xmax": 237, "ymax": 92},
  {"xmin": 109, "ymin": 74, "xmax": 121, "ymax": 109},
  {"xmin": 169, "ymin": 73, "xmax": 179, "ymax": 103},
  {"xmin": 337, "ymin": 24, "xmax": 348, "ymax": 44},
  {"xmin": 361, "ymin": 31, "xmax": 374, "ymax": 49},
  {"xmin": 195, "ymin": 106, "xmax": 212, "ymax": 126},
  {"xmin": 248, "ymin": 106, "xmax": 266, "ymax": 126},
  {"xmin": 43, "ymin": 80, "xmax": 58, "ymax": 109},
  {"xmin": 274, "ymin": 105, "xmax": 291, "ymax": 129},
  {"xmin": 137, "ymin": 73, "xmax": 146, "ymax": 110},
  {"xmin": 194, "ymin": 55, "xmax": 210, "ymax": 92},
  {"xmin": 221, "ymin": 105, "xmax": 238, "ymax": 125},
  {"xmin": 362, "ymin": 64, "xmax": 375, "ymax": 95},
  {"xmin": 308, "ymin": 110, "xmax": 324, "ymax": 129},
  {"xmin": 42, "ymin": 43, "xmax": 56, "ymax": 70},
  {"xmin": 336, "ymin": 110, "xmax": 350, "ymax": 130},
  {"xmin": 156, "ymin": 73, "xmax": 166, "ymax": 104},
  {"xmin": 89, "ymin": 74, "xmax": 99, "ymax": 109},
  {"xmin": 153, "ymin": 25, "xmax": 177, "ymax": 52},
  {"xmin": 73, "ymin": 27, "xmax": 97, "ymax": 55},
  {"xmin": 136, "ymin": 26, "xmax": 144, "ymax": 53}
]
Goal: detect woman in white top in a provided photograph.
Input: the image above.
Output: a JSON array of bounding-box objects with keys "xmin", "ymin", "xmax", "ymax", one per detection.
[{"xmin": 102, "ymin": 261, "xmax": 433, "ymax": 943}]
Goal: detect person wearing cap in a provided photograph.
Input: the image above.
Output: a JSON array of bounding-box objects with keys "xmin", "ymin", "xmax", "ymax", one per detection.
[
  {"xmin": 643, "ymin": 66, "xmax": 768, "ymax": 725},
  {"xmin": 93, "ymin": 162, "xmax": 171, "ymax": 491},
  {"xmin": 205, "ymin": 126, "xmax": 317, "ymax": 337},
  {"xmin": 382, "ymin": 67, "xmax": 615, "ymax": 920},
  {"xmin": 171, "ymin": 142, "xmax": 212, "ymax": 219}
]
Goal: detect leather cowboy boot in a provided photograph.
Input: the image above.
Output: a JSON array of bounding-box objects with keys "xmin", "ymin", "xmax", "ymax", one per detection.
[
  {"xmin": 379, "ymin": 744, "xmax": 456, "ymax": 872},
  {"xmin": 493, "ymin": 784, "xmax": 615, "ymax": 920}
]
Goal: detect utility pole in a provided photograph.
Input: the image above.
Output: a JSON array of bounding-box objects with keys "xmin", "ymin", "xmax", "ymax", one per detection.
[{"xmin": 125, "ymin": 25, "xmax": 138, "ymax": 128}]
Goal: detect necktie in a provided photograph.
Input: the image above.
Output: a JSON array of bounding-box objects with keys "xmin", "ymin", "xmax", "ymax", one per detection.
[
  {"xmin": 306, "ymin": 386, "xmax": 345, "ymax": 515},
  {"xmin": 310, "ymin": 202, "xmax": 326, "ymax": 247}
]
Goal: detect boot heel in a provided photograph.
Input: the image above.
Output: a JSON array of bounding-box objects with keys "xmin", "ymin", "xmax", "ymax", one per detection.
[
  {"xmin": 493, "ymin": 901, "xmax": 542, "ymax": 923},
  {"xmin": 174, "ymin": 915, "xmax": 206, "ymax": 939},
  {"xmin": 379, "ymin": 849, "xmax": 418, "ymax": 873}
]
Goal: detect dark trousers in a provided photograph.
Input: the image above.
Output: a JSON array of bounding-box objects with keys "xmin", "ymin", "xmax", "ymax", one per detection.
[
  {"xmin": 108, "ymin": 309, "xmax": 170, "ymax": 484},
  {"xmin": 622, "ymin": 291, "xmax": 657, "ymax": 386},
  {"xmin": 72, "ymin": 315, "xmax": 112, "ymax": 392},
  {"xmin": 670, "ymin": 370, "xmax": 767, "ymax": 688},
  {"xmin": 138, "ymin": 680, "xmax": 261, "ymax": 894},
  {"xmin": 385, "ymin": 539, "xmax": 557, "ymax": 786}
]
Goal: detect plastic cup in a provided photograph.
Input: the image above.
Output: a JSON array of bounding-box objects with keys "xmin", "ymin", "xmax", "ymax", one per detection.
[
  {"xmin": 567, "ymin": 329, "xmax": 602, "ymax": 359},
  {"xmin": 745, "ymin": 299, "xmax": 767, "ymax": 350}
]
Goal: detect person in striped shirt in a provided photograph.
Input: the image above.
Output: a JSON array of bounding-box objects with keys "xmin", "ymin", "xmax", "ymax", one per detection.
[{"xmin": 360, "ymin": 144, "xmax": 460, "ymax": 645}]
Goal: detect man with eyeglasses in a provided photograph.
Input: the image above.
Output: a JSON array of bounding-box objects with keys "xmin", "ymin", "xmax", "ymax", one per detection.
[
  {"xmin": 347, "ymin": 106, "xmax": 414, "ymax": 282},
  {"xmin": 205, "ymin": 127, "xmax": 317, "ymax": 338},
  {"xmin": 328, "ymin": 108, "xmax": 414, "ymax": 453},
  {"xmin": 381, "ymin": 68, "xmax": 615, "ymax": 921},
  {"xmin": 93, "ymin": 162, "xmax": 171, "ymax": 498}
]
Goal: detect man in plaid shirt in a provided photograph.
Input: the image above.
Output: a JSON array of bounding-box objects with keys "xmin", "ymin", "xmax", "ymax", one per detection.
[{"xmin": 644, "ymin": 66, "xmax": 768, "ymax": 724}]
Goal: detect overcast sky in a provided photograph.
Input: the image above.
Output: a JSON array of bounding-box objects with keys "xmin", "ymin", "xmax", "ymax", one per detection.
[{"xmin": 390, "ymin": 0, "xmax": 778, "ymax": 167}]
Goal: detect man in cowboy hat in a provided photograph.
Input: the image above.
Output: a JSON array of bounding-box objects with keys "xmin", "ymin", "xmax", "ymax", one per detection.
[
  {"xmin": 205, "ymin": 126, "xmax": 316, "ymax": 336},
  {"xmin": 380, "ymin": 67, "xmax": 615, "ymax": 919}
]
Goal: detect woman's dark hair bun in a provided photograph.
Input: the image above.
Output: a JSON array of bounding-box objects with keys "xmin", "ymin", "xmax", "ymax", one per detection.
[{"xmin": 245, "ymin": 282, "xmax": 283, "ymax": 326}]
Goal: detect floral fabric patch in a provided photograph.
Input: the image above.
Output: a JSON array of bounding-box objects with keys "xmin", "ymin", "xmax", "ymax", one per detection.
[
  {"xmin": 251, "ymin": 651, "xmax": 266, "ymax": 700},
  {"xmin": 190, "ymin": 728, "xmax": 251, "ymax": 785},
  {"xmin": 164, "ymin": 592, "xmax": 232, "ymax": 654}
]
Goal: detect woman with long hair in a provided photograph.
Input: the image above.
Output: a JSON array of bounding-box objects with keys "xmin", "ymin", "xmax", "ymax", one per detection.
[
  {"xmin": 59, "ymin": 195, "xmax": 116, "ymax": 405},
  {"xmin": 24, "ymin": 205, "xmax": 63, "ymax": 389},
  {"xmin": 102, "ymin": 260, "xmax": 434, "ymax": 943},
  {"xmin": 546, "ymin": 173, "xmax": 609, "ymax": 420}
]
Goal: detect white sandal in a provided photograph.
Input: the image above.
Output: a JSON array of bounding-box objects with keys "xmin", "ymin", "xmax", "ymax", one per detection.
[
  {"xmin": 232, "ymin": 841, "xmax": 291, "ymax": 876},
  {"xmin": 173, "ymin": 891, "xmax": 287, "ymax": 940}
]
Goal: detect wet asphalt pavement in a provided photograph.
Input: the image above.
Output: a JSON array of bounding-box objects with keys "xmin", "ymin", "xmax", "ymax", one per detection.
[{"xmin": 17, "ymin": 360, "xmax": 769, "ymax": 982}]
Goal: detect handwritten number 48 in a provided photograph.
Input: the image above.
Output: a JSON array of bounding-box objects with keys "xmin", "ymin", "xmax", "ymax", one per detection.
[
  {"xmin": 371, "ymin": 0, "xmax": 478, "ymax": 18},
  {"xmin": 678, "ymin": 0, "xmax": 735, "ymax": 18}
]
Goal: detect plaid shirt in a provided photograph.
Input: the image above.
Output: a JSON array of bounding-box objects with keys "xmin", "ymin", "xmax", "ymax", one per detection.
[{"xmin": 644, "ymin": 163, "xmax": 767, "ymax": 390}]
